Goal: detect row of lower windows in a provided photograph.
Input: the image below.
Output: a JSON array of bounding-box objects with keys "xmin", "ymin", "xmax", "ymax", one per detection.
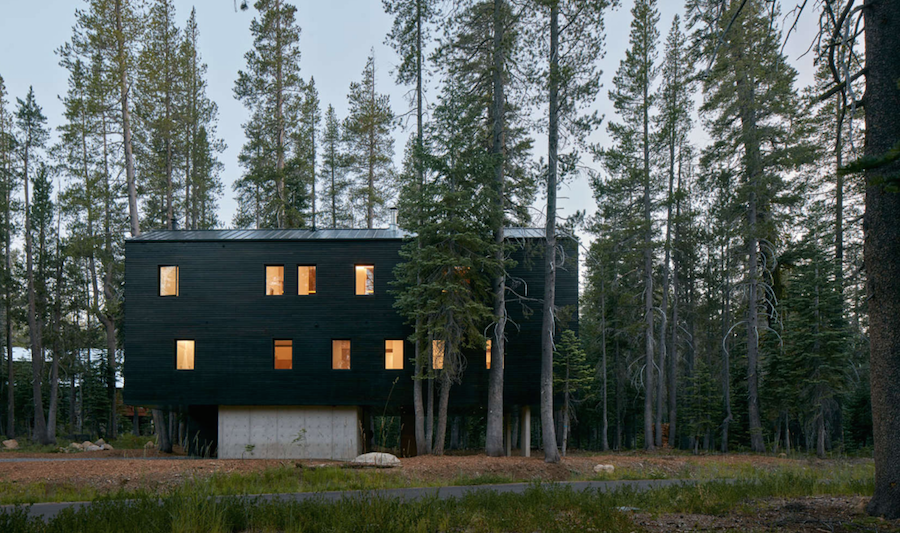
[
  {"xmin": 159, "ymin": 264, "xmax": 375, "ymax": 297},
  {"xmin": 174, "ymin": 339, "xmax": 500, "ymax": 371}
]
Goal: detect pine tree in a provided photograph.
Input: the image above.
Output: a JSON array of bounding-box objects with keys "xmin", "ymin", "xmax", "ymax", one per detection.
[
  {"xmin": 393, "ymin": 77, "xmax": 500, "ymax": 455},
  {"xmin": 0, "ymin": 75, "xmax": 15, "ymax": 438},
  {"xmin": 653, "ymin": 14, "xmax": 694, "ymax": 448},
  {"xmin": 596, "ymin": 0, "xmax": 660, "ymax": 451},
  {"xmin": 383, "ymin": 0, "xmax": 439, "ymax": 457},
  {"xmin": 292, "ymin": 78, "xmax": 320, "ymax": 228},
  {"xmin": 234, "ymin": 0, "xmax": 305, "ymax": 228},
  {"xmin": 693, "ymin": 0, "xmax": 814, "ymax": 452},
  {"xmin": 319, "ymin": 105, "xmax": 351, "ymax": 229},
  {"xmin": 136, "ymin": 0, "xmax": 181, "ymax": 231},
  {"xmin": 527, "ymin": 0, "xmax": 611, "ymax": 463},
  {"xmin": 179, "ymin": 8, "xmax": 224, "ymax": 230},
  {"xmin": 553, "ymin": 330, "xmax": 593, "ymax": 456},
  {"xmin": 343, "ymin": 52, "xmax": 395, "ymax": 229},
  {"xmin": 16, "ymin": 88, "xmax": 52, "ymax": 444}
]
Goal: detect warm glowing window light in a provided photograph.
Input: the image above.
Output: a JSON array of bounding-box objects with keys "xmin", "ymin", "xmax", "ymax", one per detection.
[
  {"xmin": 355, "ymin": 265, "xmax": 374, "ymax": 295},
  {"xmin": 159, "ymin": 266, "xmax": 179, "ymax": 296},
  {"xmin": 176, "ymin": 340, "xmax": 194, "ymax": 370},
  {"xmin": 274, "ymin": 340, "xmax": 293, "ymax": 369},
  {"xmin": 385, "ymin": 340, "xmax": 404, "ymax": 370},
  {"xmin": 332, "ymin": 340, "xmax": 351, "ymax": 370},
  {"xmin": 298, "ymin": 266, "xmax": 316, "ymax": 295},
  {"xmin": 486, "ymin": 339, "xmax": 491, "ymax": 369},
  {"xmin": 266, "ymin": 266, "xmax": 284, "ymax": 295},
  {"xmin": 432, "ymin": 340, "xmax": 445, "ymax": 370}
]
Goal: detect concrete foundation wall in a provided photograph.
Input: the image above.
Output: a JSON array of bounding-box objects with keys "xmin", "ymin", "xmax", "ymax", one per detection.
[{"xmin": 218, "ymin": 406, "xmax": 362, "ymax": 460}]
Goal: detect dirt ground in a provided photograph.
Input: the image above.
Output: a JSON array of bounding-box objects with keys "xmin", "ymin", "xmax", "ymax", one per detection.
[{"xmin": 0, "ymin": 448, "xmax": 849, "ymax": 492}]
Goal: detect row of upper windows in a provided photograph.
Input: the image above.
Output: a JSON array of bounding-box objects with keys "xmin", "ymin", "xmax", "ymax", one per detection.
[
  {"xmin": 159, "ymin": 264, "xmax": 375, "ymax": 297},
  {"xmin": 174, "ymin": 339, "xmax": 501, "ymax": 371}
]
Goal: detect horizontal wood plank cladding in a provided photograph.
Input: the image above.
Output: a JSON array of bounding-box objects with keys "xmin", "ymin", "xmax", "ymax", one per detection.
[{"xmin": 123, "ymin": 236, "xmax": 578, "ymax": 409}]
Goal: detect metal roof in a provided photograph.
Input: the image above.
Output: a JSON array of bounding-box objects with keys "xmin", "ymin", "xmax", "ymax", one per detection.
[{"xmin": 128, "ymin": 227, "xmax": 550, "ymax": 242}]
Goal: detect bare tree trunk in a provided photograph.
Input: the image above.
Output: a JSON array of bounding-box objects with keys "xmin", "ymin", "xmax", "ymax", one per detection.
[
  {"xmin": 274, "ymin": 0, "xmax": 286, "ymax": 228},
  {"xmin": 426, "ymin": 355, "xmax": 434, "ymax": 454},
  {"xmin": 153, "ymin": 408, "xmax": 172, "ymax": 452},
  {"xmin": 615, "ymin": 340, "xmax": 624, "ymax": 450},
  {"xmin": 433, "ymin": 372, "xmax": 451, "ymax": 455},
  {"xmin": 485, "ymin": 0, "xmax": 507, "ymax": 458},
  {"xmin": 412, "ymin": 0, "xmax": 426, "ymax": 456},
  {"xmin": 541, "ymin": 2, "xmax": 561, "ymax": 464},
  {"xmin": 864, "ymin": 2, "xmax": 900, "ymax": 518},
  {"xmin": 4, "ymin": 185, "xmax": 12, "ymax": 439},
  {"xmin": 47, "ymin": 210, "xmax": 64, "ymax": 443},
  {"xmin": 721, "ymin": 244, "xmax": 732, "ymax": 453},
  {"xmin": 115, "ymin": 0, "xmax": 139, "ymax": 238},
  {"xmin": 600, "ymin": 277, "xmax": 609, "ymax": 451}
]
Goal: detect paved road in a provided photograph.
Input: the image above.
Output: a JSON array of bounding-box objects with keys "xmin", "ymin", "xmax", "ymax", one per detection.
[{"xmin": 3, "ymin": 478, "xmax": 699, "ymax": 522}]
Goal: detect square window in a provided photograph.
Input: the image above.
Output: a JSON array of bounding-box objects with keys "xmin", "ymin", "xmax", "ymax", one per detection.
[
  {"xmin": 298, "ymin": 266, "xmax": 316, "ymax": 295},
  {"xmin": 266, "ymin": 266, "xmax": 284, "ymax": 295},
  {"xmin": 176, "ymin": 340, "xmax": 194, "ymax": 370},
  {"xmin": 274, "ymin": 339, "xmax": 292, "ymax": 370},
  {"xmin": 385, "ymin": 340, "xmax": 404, "ymax": 370},
  {"xmin": 332, "ymin": 340, "xmax": 351, "ymax": 370},
  {"xmin": 432, "ymin": 339, "xmax": 444, "ymax": 370},
  {"xmin": 355, "ymin": 265, "xmax": 374, "ymax": 295},
  {"xmin": 159, "ymin": 266, "xmax": 179, "ymax": 297}
]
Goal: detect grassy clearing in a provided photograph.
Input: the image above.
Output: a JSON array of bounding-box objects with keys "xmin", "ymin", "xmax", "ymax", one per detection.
[
  {"xmin": 0, "ymin": 457, "xmax": 875, "ymax": 505},
  {"xmin": 0, "ymin": 469, "xmax": 878, "ymax": 533}
]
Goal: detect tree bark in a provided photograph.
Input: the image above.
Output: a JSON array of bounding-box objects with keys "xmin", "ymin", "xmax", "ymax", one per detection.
[
  {"xmin": 412, "ymin": 0, "xmax": 427, "ymax": 457},
  {"xmin": 864, "ymin": 0, "xmax": 900, "ymax": 519},
  {"xmin": 433, "ymin": 372, "xmax": 451, "ymax": 455},
  {"xmin": 541, "ymin": 1, "xmax": 561, "ymax": 464},
  {"xmin": 485, "ymin": 0, "xmax": 507, "ymax": 458},
  {"xmin": 24, "ymin": 146, "xmax": 48, "ymax": 445},
  {"xmin": 600, "ymin": 277, "xmax": 609, "ymax": 451}
]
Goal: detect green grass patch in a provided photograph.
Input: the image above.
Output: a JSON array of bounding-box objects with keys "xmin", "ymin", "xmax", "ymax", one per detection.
[{"xmin": 0, "ymin": 485, "xmax": 640, "ymax": 533}]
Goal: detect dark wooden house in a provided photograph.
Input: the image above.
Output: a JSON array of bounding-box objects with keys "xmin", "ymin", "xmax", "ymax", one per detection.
[{"xmin": 123, "ymin": 227, "xmax": 578, "ymax": 459}]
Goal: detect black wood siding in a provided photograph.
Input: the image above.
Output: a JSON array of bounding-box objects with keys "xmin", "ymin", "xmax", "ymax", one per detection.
[{"xmin": 123, "ymin": 236, "xmax": 578, "ymax": 410}]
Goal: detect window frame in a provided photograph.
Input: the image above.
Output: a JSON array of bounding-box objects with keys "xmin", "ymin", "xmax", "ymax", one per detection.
[
  {"xmin": 158, "ymin": 265, "xmax": 180, "ymax": 297},
  {"xmin": 264, "ymin": 264, "xmax": 285, "ymax": 296},
  {"xmin": 274, "ymin": 339, "xmax": 293, "ymax": 370},
  {"xmin": 175, "ymin": 339, "xmax": 195, "ymax": 371},
  {"xmin": 297, "ymin": 264, "xmax": 317, "ymax": 296},
  {"xmin": 384, "ymin": 339, "xmax": 404, "ymax": 370},
  {"xmin": 331, "ymin": 339, "xmax": 351, "ymax": 370},
  {"xmin": 354, "ymin": 264, "xmax": 375, "ymax": 296}
]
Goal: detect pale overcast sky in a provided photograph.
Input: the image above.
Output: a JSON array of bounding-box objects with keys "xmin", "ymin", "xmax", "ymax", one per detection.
[{"xmin": 0, "ymin": 0, "xmax": 819, "ymax": 231}]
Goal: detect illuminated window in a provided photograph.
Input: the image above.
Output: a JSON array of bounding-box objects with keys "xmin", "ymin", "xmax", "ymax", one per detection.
[
  {"xmin": 432, "ymin": 340, "xmax": 445, "ymax": 370},
  {"xmin": 176, "ymin": 340, "xmax": 194, "ymax": 370},
  {"xmin": 298, "ymin": 265, "xmax": 317, "ymax": 295},
  {"xmin": 159, "ymin": 266, "xmax": 179, "ymax": 296},
  {"xmin": 355, "ymin": 265, "xmax": 374, "ymax": 295},
  {"xmin": 266, "ymin": 266, "xmax": 284, "ymax": 295},
  {"xmin": 385, "ymin": 340, "xmax": 404, "ymax": 370},
  {"xmin": 486, "ymin": 339, "xmax": 492, "ymax": 369},
  {"xmin": 274, "ymin": 340, "xmax": 292, "ymax": 369},
  {"xmin": 332, "ymin": 340, "xmax": 351, "ymax": 370}
]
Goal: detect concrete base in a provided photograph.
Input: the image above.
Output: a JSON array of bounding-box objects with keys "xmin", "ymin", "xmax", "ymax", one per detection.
[{"xmin": 217, "ymin": 405, "xmax": 362, "ymax": 460}]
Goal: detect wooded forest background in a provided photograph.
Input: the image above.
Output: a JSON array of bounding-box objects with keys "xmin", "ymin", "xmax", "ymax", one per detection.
[{"xmin": 0, "ymin": 0, "xmax": 881, "ymax": 470}]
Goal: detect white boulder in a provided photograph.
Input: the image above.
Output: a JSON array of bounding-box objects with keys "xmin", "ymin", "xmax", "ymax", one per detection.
[
  {"xmin": 69, "ymin": 442, "xmax": 84, "ymax": 451},
  {"xmin": 351, "ymin": 452, "xmax": 401, "ymax": 468},
  {"xmin": 593, "ymin": 464, "xmax": 615, "ymax": 474},
  {"xmin": 84, "ymin": 444, "xmax": 102, "ymax": 452},
  {"xmin": 2, "ymin": 439, "xmax": 17, "ymax": 449}
]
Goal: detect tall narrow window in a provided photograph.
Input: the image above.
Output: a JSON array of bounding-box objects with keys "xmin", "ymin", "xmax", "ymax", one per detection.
[
  {"xmin": 266, "ymin": 266, "xmax": 284, "ymax": 295},
  {"xmin": 486, "ymin": 339, "xmax": 492, "ymax": 369},
  {"xmin": 274, "ymin": 340, "xmax": 293, "ymax": 369},
  {"xmin": 432, "ymin": 340, "xmax": 445, "ymax": 370},
  {"xmin": 332, "ymin": 340, "xmax": 351, "ymax": 370},
  {"xmin": 298, "ymin": 265, "xmax": 316, "ymax": 295},
  {"xmin": 355, "ymin": 265, "xmax": 374, "ymax": 295},
  {"xmin": 159, "ymin": 266, "xmax": 179, "ymax": 296},
  {"xmin": 176, "ymin": 340, "xmax": 194, "ymax": 370},
  {"xmin": 385, "ymin": 340, "xmax": 404, "ymax": 370}
]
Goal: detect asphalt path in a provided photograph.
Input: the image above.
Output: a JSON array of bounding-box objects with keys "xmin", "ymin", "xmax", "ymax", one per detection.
[{"xmin": 2, "ymin": 478, "xmax": 700, "ymax": 522}]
